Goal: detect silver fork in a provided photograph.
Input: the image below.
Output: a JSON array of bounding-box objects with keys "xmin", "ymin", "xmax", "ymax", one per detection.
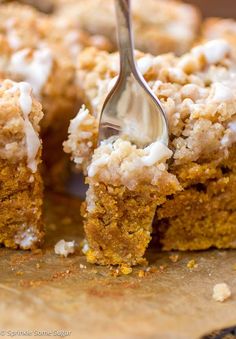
[{"xmin": 98, "ymin": 0, "xmax": 169, "ymax": 148}]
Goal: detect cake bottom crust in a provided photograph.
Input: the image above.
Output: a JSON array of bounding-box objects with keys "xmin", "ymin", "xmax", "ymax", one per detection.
[{"xmin": 0, "ymin": 160, "xmax": 44, "ymax": 249}]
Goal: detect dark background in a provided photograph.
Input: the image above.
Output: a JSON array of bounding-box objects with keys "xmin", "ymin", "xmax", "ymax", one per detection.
[{"xmin": 186, "ymin": 0, "xmax": 235, "ymax": 18}]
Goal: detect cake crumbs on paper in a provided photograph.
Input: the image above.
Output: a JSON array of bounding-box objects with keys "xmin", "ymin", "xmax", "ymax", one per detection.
[
  {"xmin": 169, "ymin": 254, "xmax": 179, "ymax": 263},
  {"xmin": 54, "ymin": 239, "xmax": 75, "ymax": 257},
  {"xmin": 16, "ymin": 271, "xmax": 24, "ymax": 276},
  {"xmin": 187, "ymin": 259, "xmax": 198, "ymax": 269},
  {"xmin": 138, "ymin": 270, "xmax": 145, "ymax": 278},
  {"xmin": 159, "ymin": 265, "xmax": 167, "ymax": 271},
  {"xmin": 79, "ymin": 264, "xmax": 87, "ymax": 269},
  {"xmin": 109, "ymin": 265, "xmax": 132, "ymax": 277},
  {"xmin": 120, "ymin": 265, "xmax": 132, "ymax": 275},
  {"xmin": 138, "ymin": 266, "xmax": 159, "ymax": 278},
  {"xmin": 212, "ymin": 283, "xmax": 231, "ymax": 302}
]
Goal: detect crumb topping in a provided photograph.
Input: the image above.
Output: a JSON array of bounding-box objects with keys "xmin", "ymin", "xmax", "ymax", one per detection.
[
  {"xmin": 87, "ymin": 138, "xmax": 173, "ymax": 189},
  {"xmin": 212, "ymin": 283, "xmax": 231, "ymax": 302},
  {"xmin": 77, "ymin": 40, "xmax": 236, "ymax": 168}
]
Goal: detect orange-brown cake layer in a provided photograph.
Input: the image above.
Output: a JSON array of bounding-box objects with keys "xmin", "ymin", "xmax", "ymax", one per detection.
[{"xmin": 154, "ymin": 145, "xmax": 236, "ymax": 250}]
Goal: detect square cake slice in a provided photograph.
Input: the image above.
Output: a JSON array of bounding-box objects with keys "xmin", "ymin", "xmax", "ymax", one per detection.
[
  {"xmin": 65, "ymin": 38, "xmax": 236, "ymax": 266},
  {"xmin": 0, "ymin": 79, "xmax": 44, "ymax": 249},
  {"xmin": 82, "ymin": 139, "xmax": 180, "ymax": 266}
]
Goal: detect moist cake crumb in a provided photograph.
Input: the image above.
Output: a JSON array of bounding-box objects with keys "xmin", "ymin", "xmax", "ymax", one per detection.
[
  {"xmin": 79, "ymin": 264, "xmax": 87, "ymax": 269},
  {"xmin": 169, "ymin": 254, "xmax": 179, "ymax": 263},
  {"xmin": 120, "ymin": 265, "xmax": 133, "ymax": 275},
  {"xmin": 212, "ymin": 283, "xmax": 231, "ymax": 302},
  {"xmin": 54, "ymin": 239, "xmax": 75, "ymax": 257},
  {"xmin": 187, "ymin": 259, "xmax": 198, "ymax": 269}
]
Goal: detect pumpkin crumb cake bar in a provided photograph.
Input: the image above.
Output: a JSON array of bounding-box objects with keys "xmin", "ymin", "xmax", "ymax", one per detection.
[
  {"xmin": 82, "ymin": 138, "xmax": 180, "ymax": 265},
  {"xmin": 65, "ymin": 39, "xmax": 236, "ymax": 266},
  {"xmin": 0, "ymin": 79, "xmax": 43, "ymax": 249}
]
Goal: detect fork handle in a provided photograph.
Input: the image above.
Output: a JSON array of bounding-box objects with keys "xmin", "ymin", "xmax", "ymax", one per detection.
[{"xmin": 115, "ymin": 0, "xmax": 135, "ymax": 74}]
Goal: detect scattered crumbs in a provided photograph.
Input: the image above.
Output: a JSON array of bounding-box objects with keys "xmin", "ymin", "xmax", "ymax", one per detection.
[
  {"xmin": 16, "ymin": 271, "xmax": 23, "ymax": 276},
  {"xmin": 212, "ymin": 283, "xmax": 231, "ymax": 302},
  {"xmin": 187, "ymin": 259, "xmax": 198, "ymax": 269},
  {"xmin": 159, "ymin": 265, "xmax": 167, "ymax": 272},
  {"xmin": 138, "ymin": 266, "xmax": 159, "ymax": 278},
  {"xmin": 36, "ymin": 263, "xmax": 41, "ymax": 269},
  {"xmin": 79, "ymin": 264, "xmax": 87, "ymax": 269},
  {"xmin": 52, "ymin": 269, "xmax": 72, "ymax": 280},
  {"xmin": 169, "ymin": 254, "xmax": 179, "ymax": 263},
  {"xmin": 120, "ymin": 265, "xmax": 132, "ymax": 275},
  {"xmin": 54, "ymin": 239, "xmax": 75, "ymax": 257},
  {"xmin": 81, "ymin": 239, "xmax": 89, "ymax": 254},
  {"xmin": 61, "ymin": 217, "xmax": 72, "ymax": 225},
  {"xmin": 138, "ymin": 270, "xmax": 145, "ymax": 278}
]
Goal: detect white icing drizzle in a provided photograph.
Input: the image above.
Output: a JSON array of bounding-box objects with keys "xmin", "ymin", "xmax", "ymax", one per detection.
[
  {"xmin": 70, "ymin": 105, "xmax": 91, "ymax": 133},
  {"xmin": 141, "ymin": 141, "xmax": 172, "ymax": 166},
  {"xmin": 5, "ymin": 18, "xmax": 21, "ymax": 50},
  {"xmin": 221, "ymin": 118, "xmax": 236, "ymax": 147},
  {"xmin": 87, "ymin": 154, "xmax": 110, "ymax": 178},
  {"xmin": 193, "ymin": 40, "xmax": 230, "ymax": 64},
  {"xmin": 9, "ymin": 47, "xmax": 53, "ymax": 97},
  {"xmin": 8, "ymin": 82, "xmax": 41, "ymax": 173},
  {"xmin": 229, "ymin": 120, "xmax": 236, "ymax": 133},
  {"xmin": 87, "ymin": 138, "xmax": 172, "ymax": 179}
]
